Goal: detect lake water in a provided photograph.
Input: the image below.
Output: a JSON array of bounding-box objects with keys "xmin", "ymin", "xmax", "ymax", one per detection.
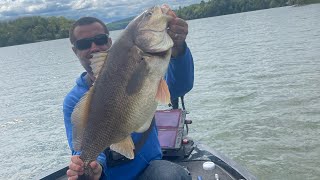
[{"xmin": 0, "ymin": 4, "xmax": 319, "ymax": 180}]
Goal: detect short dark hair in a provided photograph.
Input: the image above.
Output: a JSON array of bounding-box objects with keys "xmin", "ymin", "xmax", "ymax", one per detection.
[{"xmin": 69, "ymin": 16, "xmax": 109, "ymax": 44}]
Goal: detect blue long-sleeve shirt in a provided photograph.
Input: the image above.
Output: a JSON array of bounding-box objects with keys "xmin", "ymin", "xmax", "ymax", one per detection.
[{"xmin": 63, "ymin": 45, "xmax": 194, "ymax": 179}]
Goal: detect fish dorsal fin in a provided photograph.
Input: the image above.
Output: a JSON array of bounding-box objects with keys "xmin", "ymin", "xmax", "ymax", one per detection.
[
  {"xmin": 156, "ymin": 79, "xmax": 171, "ymax": 104},
  {"xmin": 110, "ymin": 136, "xmax": 135, "ymax": 159},
  {"xmin": 71, "ymin": 87, "xmax": 94, "ymax": 151},
  {"xmin": 90, "ymin": 51, "xmax": 108, "ymax": 79}
]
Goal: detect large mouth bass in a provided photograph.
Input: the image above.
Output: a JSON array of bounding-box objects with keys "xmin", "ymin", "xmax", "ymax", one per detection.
[{"xmin": 71, "ymin": 5, "xmax": 174, "ymax": 176}]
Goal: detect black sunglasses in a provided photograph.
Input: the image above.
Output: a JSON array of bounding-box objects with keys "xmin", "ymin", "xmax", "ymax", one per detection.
[{"xmin": 74, "ymin": 34, "xmax": 109, "ymax": 50}]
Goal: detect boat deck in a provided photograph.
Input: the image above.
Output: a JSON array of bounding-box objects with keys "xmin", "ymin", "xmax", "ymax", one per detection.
[
  {"xmin": 39, "ymin": 140, "xmax": 255, "ymax": 180},
  {"xmin": 175, "ymin": 160, "xmax": 236, "ymax": 180}
]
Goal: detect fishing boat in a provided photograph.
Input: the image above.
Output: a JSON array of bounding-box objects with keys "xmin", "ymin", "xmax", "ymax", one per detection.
[
  {"xmin": 39, "ymin": 141, "xmax": 256, "ymax": 180},
  {"xmin": 39, "ymin": 98, "xmax": 257, "ymax": 180}
]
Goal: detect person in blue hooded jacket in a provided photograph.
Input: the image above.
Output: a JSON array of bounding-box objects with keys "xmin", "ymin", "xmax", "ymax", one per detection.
[{"xmin": 64, "ymin": 7, "xmax": 194, "ymax": 180}]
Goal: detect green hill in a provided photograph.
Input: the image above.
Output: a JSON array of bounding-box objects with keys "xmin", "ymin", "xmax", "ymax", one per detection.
[{"xmin": 107, "ymin": 16, "xmax": 135, "ymax": 31}]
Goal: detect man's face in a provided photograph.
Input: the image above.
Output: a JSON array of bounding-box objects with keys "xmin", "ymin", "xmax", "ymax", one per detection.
[{"xmin": 72, "ymin": 22, "xmax": 112, "ymax": 79}]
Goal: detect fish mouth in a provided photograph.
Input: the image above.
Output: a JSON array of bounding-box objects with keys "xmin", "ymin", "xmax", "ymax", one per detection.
[
  {"xmin": 146, "ymin": 50, "xmax": 170, "ymax": 57},
  {"xmin": 139, "ymin": 28, "xmax": 167, "ymax": 34}
]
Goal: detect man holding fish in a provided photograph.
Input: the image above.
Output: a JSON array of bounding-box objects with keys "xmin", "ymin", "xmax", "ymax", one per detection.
[{"xmin": 63, "ymin": 5, "xmax": 194, "ymax": 180}]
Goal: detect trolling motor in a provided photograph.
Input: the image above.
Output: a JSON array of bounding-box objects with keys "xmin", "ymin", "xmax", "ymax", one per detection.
[{"xmin": 155, "ymin": 96, "xmax": 194, "ymax": 159}]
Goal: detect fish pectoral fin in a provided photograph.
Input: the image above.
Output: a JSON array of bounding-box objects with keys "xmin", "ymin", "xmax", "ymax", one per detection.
[
  {"xmin": 126, "ymin": 56, "xmax": 148, "ymax": 96},
  {"xmin": 156, "ymin": 79, "xmax": 171, "ymax": 104},
  {"xmin": 110, "ymin": 136, "xmax": 135, "ymax": 159},
  {"xmin": 71, "ymin": 87, "xmax": 94, "ymax": 151}
]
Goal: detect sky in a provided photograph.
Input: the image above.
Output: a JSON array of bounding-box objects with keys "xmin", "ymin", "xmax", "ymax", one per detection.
[{"xmin": 0, "ymin": 0, "xmax": 202, "ymax": 23}]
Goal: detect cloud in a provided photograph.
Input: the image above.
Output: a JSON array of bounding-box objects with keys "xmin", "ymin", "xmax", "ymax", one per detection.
[
  {"xmin": 0, "ymin": 0, "xmax": 71, "ymax": 16},
  {"xmin": 0, "ymin": 0, "xmax": 202, "ymax": 22}
]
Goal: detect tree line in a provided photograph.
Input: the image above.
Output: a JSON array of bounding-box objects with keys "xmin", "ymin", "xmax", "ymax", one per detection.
[
  {"xmin": 287, "ymin": 0, "xmax": 320, "ymax": 5},
  {"xmin": 0, "ymin": 16, "xmax": 74, "ymax": 47},
  {"xmin": 175, "ymin": 0, "xmax": 319, "ymax": 20},
  {"xmin": 175, "ymin": 0, "xmax": 288, "ymax": 20}
]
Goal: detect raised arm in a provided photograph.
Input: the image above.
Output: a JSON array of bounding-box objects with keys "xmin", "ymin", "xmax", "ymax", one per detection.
[
  {"xmin": 164, "ymin": 8, "xmax": 194, "ymax": 99},
  {"xmin": 166, "ymin": 44, "xmax": 194, "ymax": 99}
]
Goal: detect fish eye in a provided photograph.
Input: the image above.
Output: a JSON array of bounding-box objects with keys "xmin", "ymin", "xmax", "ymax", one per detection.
[{"xmin": 146, "ymin": 11, "xmax": 153, "ymax": 16}]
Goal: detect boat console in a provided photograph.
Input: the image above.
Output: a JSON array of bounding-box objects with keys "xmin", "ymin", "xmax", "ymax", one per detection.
[{"xmin": 155, "ymin": 109, "xmax": 194, "ymax": 159}]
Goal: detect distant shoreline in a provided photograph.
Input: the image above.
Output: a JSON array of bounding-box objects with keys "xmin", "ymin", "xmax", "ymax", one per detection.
[{"xmin": 1, "ymin": 1, "xmax": 319, "ymax": 48}]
